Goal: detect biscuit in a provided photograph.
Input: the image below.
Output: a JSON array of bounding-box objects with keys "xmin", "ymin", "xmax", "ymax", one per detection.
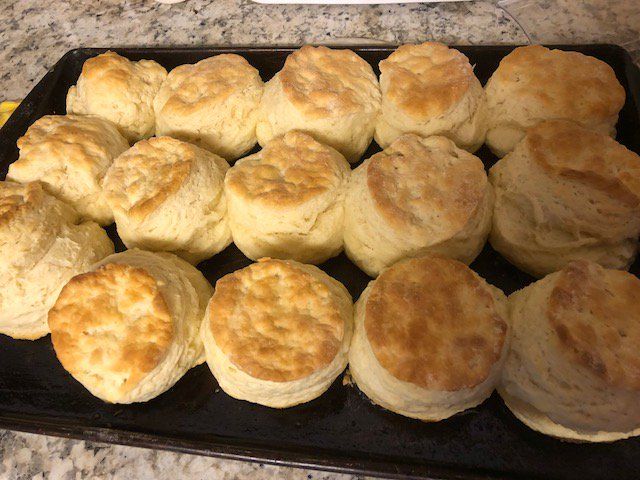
[
  {"xmin": 499, "ymin": 260, "xmax": 640, "ymax": 441},
  {"xmin": 48, "ymin": 249, "xmax": 212, "ymax": 403},
  {"xmin": 201, "ymin": 258, "xmax": 353, "ymax": 408},
  {"xmin": 154, "ymin": 54, "xmax": 264, "ymax": 161},
  {"xmin": 102, "ymin": 136, "xmax": 232, "ymax": 264},
  {"xmin": 349, "ymin": 255, "xmax": 509, "ymax": 421},
  {"xmin": 67, "ymin": 51, "xmax": 167, "ymax": 142},
  {"xmin": 344, "ymin": 134, "xmax": 493, "ymax": 277},
  {"xmin": 375, "ymin": 42, "xmax": 487, "ymax": 152},
  {"xmin": 255, "ymin": 46, "xmax": 381, "ymax": 163},
  {"xmin": 224, "ymin": 131, "xmax": 350, "ymax": 264},
  {"xmin": 489, "ymin": 120, "xmax": 640, "ymax": 278},
  {"xmin": 0, "ymin": 181, "xmax": 113, "ymax": 340},
  {"xmin": 485, "ymin": 45, "xmax": 625, "ymax": 157},
  {"xmin": 7, "ymin": 114, "xmax": 129, "ymax": 225}
]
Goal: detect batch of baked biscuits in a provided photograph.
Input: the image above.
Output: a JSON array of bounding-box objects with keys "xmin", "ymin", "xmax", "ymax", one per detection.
[{"xmin": 1, "ymin": 42, "xmax": 639, "ymax": 444}]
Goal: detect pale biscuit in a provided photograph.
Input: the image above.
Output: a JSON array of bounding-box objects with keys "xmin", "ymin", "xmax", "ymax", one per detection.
[
  {"xmin": 489, "ymin": 120, "xmax": 640, "ymax": 278},
  {"xmin": 224, "ymin": 131, "xmax": 350, "ymax": 264},
  {"xmin": 485, "ymin": 45, "xmax": 625, "ymax": 157},
  {"xmin": 0, "ymin": 181, "xmax": 113, "ymax": 340},
  {"xmin": 344, "ymin": 134, "xmax": 493, "ymax": 277},
  {"xmin": 67, "ymin": 51, "xmax": 167, "ymax": 142},
  {"xmin": 48, "ymin": 249, "xmax": 212, "ymax": 403},
  {"xmin": 201, "ymin": 258, "xmax": 353, "ymax": 408},
  {"xmin": 255, "ymin": 46, "xmax": 381, "ymax": 163},
  {"xmin": 375, "ymin": 42, "xmax": 487, "ymax": 152},
  {"xmin": 103, "ymin": 136, "xmax": 232, "ymax": 264},
  {"xmin": 154, "ymin": 54, "xmax": 264, "ymax": 161},
  {"xmin": 349, "ymin": 255, "xmax": 509, "ymax": 421},
  {"xmin": 7, "ymin": 114, "xmax": 129, "ymax": 225},
  {"xmin": 500, "ymin": 261, "xmax": 640, "ymax": 441}
]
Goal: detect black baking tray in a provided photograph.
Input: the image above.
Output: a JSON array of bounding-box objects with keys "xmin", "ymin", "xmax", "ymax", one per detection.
[{"xmin": 0, "ymin": 45, "xmax": 639, "ymax": 480}]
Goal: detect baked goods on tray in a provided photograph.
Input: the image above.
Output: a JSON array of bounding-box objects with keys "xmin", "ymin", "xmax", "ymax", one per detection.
[
  {"xmin": 344, "ymin": 134, "xmax": 492, "ymax": 276},
  {"xmin": 0, "ymin": 181, "xmax": 113, "ymax": 340},
  {"xmin": 375, "ymin": 42, "xmax": 487, "ymax": 152},
  {"xmin": 490, "ymin": 120, "xmax": 640, "ymax": 277},
  {"xmin": 349, "ymin": 255, "xmax": 509, "ymax": 421},
  {"xmin": 1, "ymin": 45, "xmax": 638, "ymax": 443},
  {"xmin": 256, "ymin": 45, "xmax": 381, "ymax": 163},
  {"xmin": 154, "ymin": 54, "xmax": 264, "ymax": 161},
  {"xmin": 7, "ymin": 114, "xmax": 128, "ymax": 225},
  {"xmin": 67, "ymin": 50, "xmax": 167, "ymax": 142},
  {"xmin": 48, "ymin": 249, "xmax": 211, "ymax": 403},
  {"xmin": 484, "ymin": 45, "xmax": 625, "ymax": 158},
  {"xmin": 102, "ymin": 136, "xmax": 231, "ymax": 264},
  {"xmin": 225, "ymin": 131, "xmax": 350, "ymax": 264},
  {"xmin": 500, "ymin": 260, "xmax": 640, "ymax": 442},
  {"xmin": 201, "ymin": 258, "xmax": 353, "ymax": 408}
]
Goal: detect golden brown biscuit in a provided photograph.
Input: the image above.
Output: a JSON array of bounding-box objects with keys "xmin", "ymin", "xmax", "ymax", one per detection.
[
  {"xmin": 500, "ymin": 260, "xmax": 640, "ymax": 441},
  {"xmin": 102, "ymin": 136, "xmax": 231, "ymax": 264},
  {"xmin": 201, "ymin": 258, "xmax": 353, "ymax": 407},
  {"xmin": 66, "ymin": 51, "xmax": 167, "ymax": 142},
  {"xmin": 7, "ymin": 114, "xmax": 129, "ymax": 225},
  {"xmin": 49, "ymin": 249, "xmax": 212, "ymax": 403},
  {"xmin": 256, "ymin": 46, "xmax": 381, "ymax": 163},
  {"xmin": 344, "ymin": 134, "xmax": 493, "ymax": 276},
  {"xmin": 489, "ymin": 120, "xmax": 640, "ymax": 277},
  {"xmin": 224, "ymin": 131, "xmax": 350, "ymax": 264},
  {"xmin": 0, "ymin": 181, "xmax": 113, "ymax": 340},
  {"xmin": 485, "ymin": 45, "xmax": 625, "ymax": 157},
  {"xmin": 154, "ymin": 54, "xmax": 264, "ymax": 160},
  {"xmin": 375, "ymin": 42, "xmax": 487, "ymax": 151},
  {"xmin": 349, "ymin": 255, "xmax": 509, "ymax": 420}
]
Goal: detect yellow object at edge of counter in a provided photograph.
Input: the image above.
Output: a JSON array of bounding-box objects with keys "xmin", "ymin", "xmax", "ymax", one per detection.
[{"xmin": 0, "ymin": 101, "xmax": 20, "ymax": 127}]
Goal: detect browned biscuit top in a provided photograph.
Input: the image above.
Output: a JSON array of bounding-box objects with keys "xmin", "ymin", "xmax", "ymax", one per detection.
[
  {"xmin": 525, "ymin": 120, "xmax": 640, "ymax": 207},
  {"xmin": 489, "ymin": 45, "xmax": 625, "ymax": 122},
  {"xmin": 103, "ymin": 136, "xmax": 198, "ymax": 222},
  {"xmin": 48, "ymin": 262, "xmax": 174, "ymax": 397},
  {"xmin": 208, "ymin": 258, "xmax": 345, "ymax": 382},
  {"xmin": 279, "ymin": 45, "xmax": 380, "ymax": 118},
  {"xmin": 367, "ymin": 134, "xmax": 487, "ymax": 239},
  {"xmin": 548, "ymin": 261, "xmax": 640, "ymax": 391},
  {"xmin": 225, "ymin": 131, "xmax": 348, "ymax": 208},
  {"xmin": 156, "ymin": 54, "xmax": 262, "ymax": 115},
  {"xmin": 365, "ymin": 256, "xmax": 508, "ymax": 390},
  {"xmin": 380, "ymin": 42, "xmax": 476, "ymax": 119}
]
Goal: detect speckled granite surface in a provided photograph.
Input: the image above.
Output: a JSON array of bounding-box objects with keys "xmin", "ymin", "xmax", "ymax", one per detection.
[
  {"xmin": 0, "ymin": 430, "xmax": 364, "ymax": 480},
  {"xmin": 2, "ymin": 0, "xmax": 638, "ymax": 102},
  {"xmin": 1, "ymin": 1, "xmax": 639, "ymax": 479}
]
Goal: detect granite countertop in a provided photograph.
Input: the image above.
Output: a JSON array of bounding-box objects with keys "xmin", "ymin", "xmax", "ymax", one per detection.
[{"xmin": 1, "ymin": 1, "xmax": 639, "ymax": 479}]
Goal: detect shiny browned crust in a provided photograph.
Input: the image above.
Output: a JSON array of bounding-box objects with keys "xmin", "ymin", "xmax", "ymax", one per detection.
[
  {"xmin": 380, "ymin": 42, "xmax": 474, "ymax": 119},
  {"xmin": 48, "ymin": 263, "xmax": 174, "ymax": 397},
  {"xmin": 526, "ymin": 120, "xmax": 640, "ymax": 207},
  {"xmin": 208, "ymin": 259, "xmax": 345, "ymax": 382},
  {"xmin": 548, "ymin": 261, "xmax": 640, "ymax": 390},
  {"xmin": 365, "ymin": 256, "xmax": 508, "ymax": 390}
]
